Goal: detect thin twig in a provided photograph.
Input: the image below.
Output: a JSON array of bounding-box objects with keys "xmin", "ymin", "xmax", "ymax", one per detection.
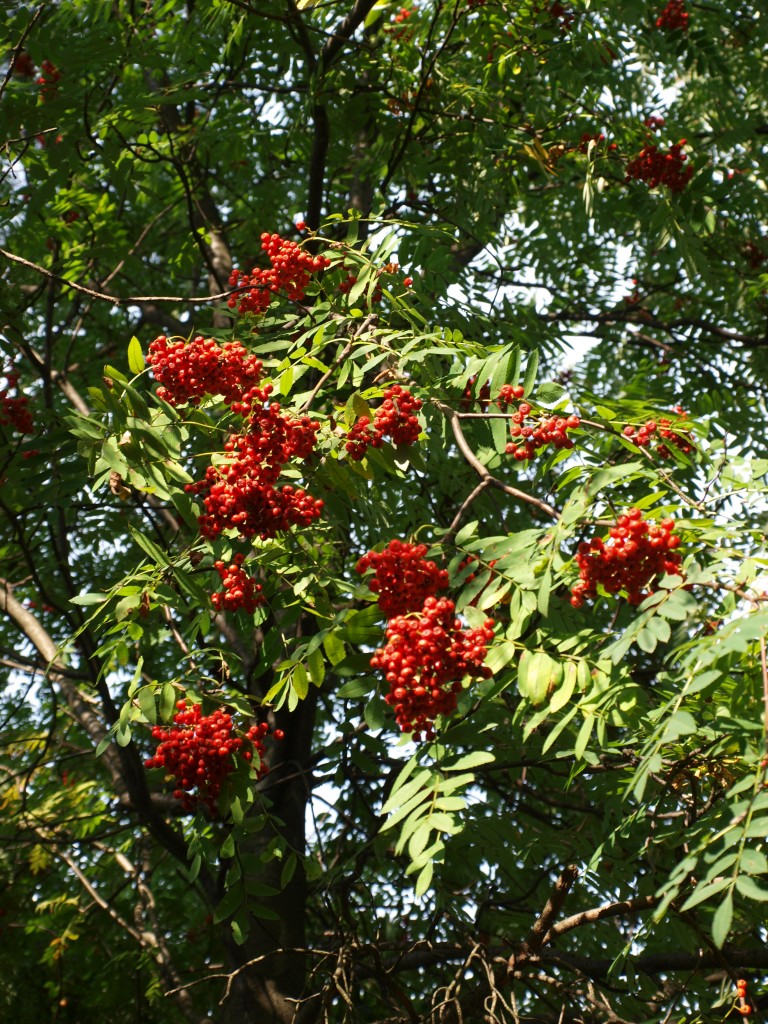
[
  {"xmin": 445, "ymin": 479, "xmax": 492, "ymax": 541},
  {"xmin": 435, "ymin": 402, "xmax": 559, "ymax": 520},
  {"xmin": 0, "ymin": 247, "xmax": 233, "ymax": 306},
  {"xmin": 0, "ymin": 3, "xmax": 46, "ymax": 105}
]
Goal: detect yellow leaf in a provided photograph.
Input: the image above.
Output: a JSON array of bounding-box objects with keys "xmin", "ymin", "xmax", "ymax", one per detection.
[{"xmin": 29, "ymin": 844, "xmax": 52, "ymax": 875}]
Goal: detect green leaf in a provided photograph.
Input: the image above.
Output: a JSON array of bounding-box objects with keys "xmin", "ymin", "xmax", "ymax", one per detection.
[
  {"xmin": 446, "ymin": 751, "xmax": 494, "ymax": 771},
  {"xmin": 213, "ymin": 885, "xmax": 243, "ymax": 924},
  {"xmin": 711, "ymin": 890, "xmax": 733, "ymax": 948},
  {"xmin": 522, "ymin": 349, "xmax": 539, "ymax": 395},
  {"xmin": 160, "ymin": 682, "xmax": 177, "ymax": 721},
  {"xmin": 70, "ymin": 592, "xmax": 110, "ymax": 606},
  {"xmin": 661, "ymin": 711, "xmax": 698, "ymax": 743},
  {"xmin": 680, "ymin": 876, "xmax": 732, "ymax": 912},
  {"xmin": 454, "ymin": 520, "xmax": 479, "ymax": 548},
  {"xmin": 735, "ymin": 875, "xmax": 768, "ymax": 901},
  {"xmin": 381, "ymin": 765, "xmax": 433, "ymax": 816},
  {"xmin": 115, "ymin": 722, "xmax": 132, "ymax": 747},
  {"xmin": 95, "ymin": 730, "xmax": 114, "ymax": 757},
  {"xmin": 230, "ymin": 911, "xmax": 249, "ymax": 945},
  {"xmin": 292, "ymin": 663, "xmax": 309, "ymax": 700},
  {"xmin": 534, "ymin": 382, "xmax": 566, "ymax": 405},
  {"xmin": 137, "ymin": 685, "xmax": 157, "ymax": 724},
  {"xmin": 128, "ymin": 525, "xmax": 169, "ymax": 567},
  {"xmin": 280, "ymin": 852, "xmax": 298, "ymax": 889},
  {"xmin": 337, "ymin": 678, "xmax": 373, "ymax": 699},
  {"xmin": 364, "ymin": 695, "xmax": 388, "ymax": 731},
  {"xmin": 518, "ymin": 650, "xmax": 562, "ymax": 706},
  {"xmin": 550, "ymin": 660, "xmax": 577, "ymax": 713},
  {"xmin": 323, "ymin": 632, "xmax": 346, "ymax": 666},
  {"xmin": 307, "ymin": 647, "xmax": 325, "ymax": 686},
  {"xmin": 414, "ymin": 860, "xmax": 434, "ymax": 897},
  {"xmin": 739, "ymin": 850, "xmax": 768, "ymax": 874},
  {"xmin": 573, "ymin": 715, "xmax": 594, "ymax": 760}
]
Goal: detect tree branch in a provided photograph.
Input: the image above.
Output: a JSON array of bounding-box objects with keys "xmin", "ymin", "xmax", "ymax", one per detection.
[{"xmin": 435, "ymin": 401, "xmax": 560, "ymax": 521}]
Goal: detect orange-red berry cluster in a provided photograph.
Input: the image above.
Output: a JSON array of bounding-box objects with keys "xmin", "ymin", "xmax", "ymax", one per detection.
[
  {"xmin": 186, "ymin": 409, "xmax": 323, "ymax": 540},
  {"xmin": 625, "ymin": 141, "xmax": 693, "ymax": 192},
  {"xmin": 735, "ymin": 979, "xmax": 753, "ymax": 1017},
  {"xmin": 570, "ymin": 509, "xmax": 683, "ymax": 607},
  {"xmin": 356, "ymin": 539, "xmax": 449, "ymax": 616},
  {"xmin": 623, "ymin": 408, "xmax": 694, "ymax": 460},
  {"xmin": 0, "ymin": 368, "xmax": 33, "ymax": 435},
  {"xmin": 498, "ymin": 386, "xmax": 579, "ymax": 461},
  {"xmin": 371, "ymin": 596, "xmax": 494, "ymax": 740},
  {"xmin": 345, "ymin": 385, "xmax": 422, "ymax": 460},
  {"xmin": 145, "ymin": 701, "xmax": 272, "ymax": 814},
  {"xmin": 38, "ymin": 59, "xmax": 61, "ymax": 101},
  {"xmin": 655, "ymin": 0, "xmax": 688, "ymax": 31},
  {"xmin": 148, "ymin": 336, "xmax": 264, "ymax": 410},
  {"xmin": 228, "ymin": 233, "xmax": 331, "ymax": 316},
  {"xmin": 211, "ymin": 554, "xmax": 264, "ymax": 614}
]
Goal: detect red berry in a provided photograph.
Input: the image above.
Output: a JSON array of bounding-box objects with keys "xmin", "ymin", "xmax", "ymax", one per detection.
[
  {"xmin": 370, "ymin": 597, "xmax": 494, "ymax": 739},
  {"xmin": 228, "ymin": 232, "xmax": 330, "ymax": 317},
  {"xmin": 357, "ymin": 539, "xmax": 449, "ymax": 616},
  {"xmin": 145, "ymin": 701, "xmax": 275, "ymax": 814},
  {"xmin": 570, "ymin": 513, "xmax": 684, "ymax": 606},
  {"xmin": 345, "ymin": 385, "xmax": 422, "ymax": 460}
]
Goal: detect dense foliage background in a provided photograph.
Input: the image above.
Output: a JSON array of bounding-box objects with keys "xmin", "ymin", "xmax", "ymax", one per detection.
[{"xmin": 1, "ymin": 1, "xmax": 768, "ymax": 1022}]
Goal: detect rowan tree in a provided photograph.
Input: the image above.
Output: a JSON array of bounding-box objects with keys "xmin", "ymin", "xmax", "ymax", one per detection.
[{"xmin": 1, "ymin": 1, "xmax": 768, "ymax": 1023}]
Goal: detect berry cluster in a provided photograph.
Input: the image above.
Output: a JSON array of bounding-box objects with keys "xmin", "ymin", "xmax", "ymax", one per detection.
[
  {"xmin": 356, "ymin": 539, "xmax": 449, "ymax": 616},
  {"xmin": 145, "ymin": 701, "xmax": 272, "ymax": 814},
  {"xmin": 148, "ymin": 335, "xmax": 264, "ymax": 410},
  {"xmin": 461, "ymin": 376, "xmax": 491, "ymax": 411},
  {"xmin": 498, "ymin": 386, "xmax": 580, "ymax": 462},
  {"xmin": 384, "ymin": 5, "xmax": 416, "ymax": 38},
  {"xmin": 186, "ymin": 409, "xmax": 323, "ymax": 540},
  {"xmin": 736, "ymin": 978, "xmax": 753, "ymax": 1017},
  {"xmin": 228, "ymin": 233, "xmax": 331, "ymax": 316},
  {"xmin": 370, "ymin": 597, "xmax": 495, "ymax": 740},
  {"xmin": 345, "ymin": 385, "xmax": 422, "ymax": 460},
  {"xmin": 211, "ymin": 554, "xmax": 265, "ymax": 614},
  {"xmin": 622, "ymin": 408, "xmax": 694, "ymax": 460},
  {"xmin": 38, "ymin": 59, "xmax": 61, "ymax": 101},
  {"xmin": 13, "ymin": 52, "xmax": 35, "ymax": 78},
  {"xmin": 655, "ymin": 0, "xmax": 689, "ymax": 31},
  {"xmin": 0, "ymin": 368, "xmax": 33, "ymax": 435},
  {"xmin": 577, "ymin": 132, "xmax": 617, "ymax": 155},
  {"xmin": 345, "ymin": 416, "xmax": 383, "ymax": 459},
  {"xmin": 570, "ymin": 509, "xmax": 683, "ymax": 607},
  {"xmin": 625, "ymin": 141, "xmax": 693, "ymax": 193}
]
